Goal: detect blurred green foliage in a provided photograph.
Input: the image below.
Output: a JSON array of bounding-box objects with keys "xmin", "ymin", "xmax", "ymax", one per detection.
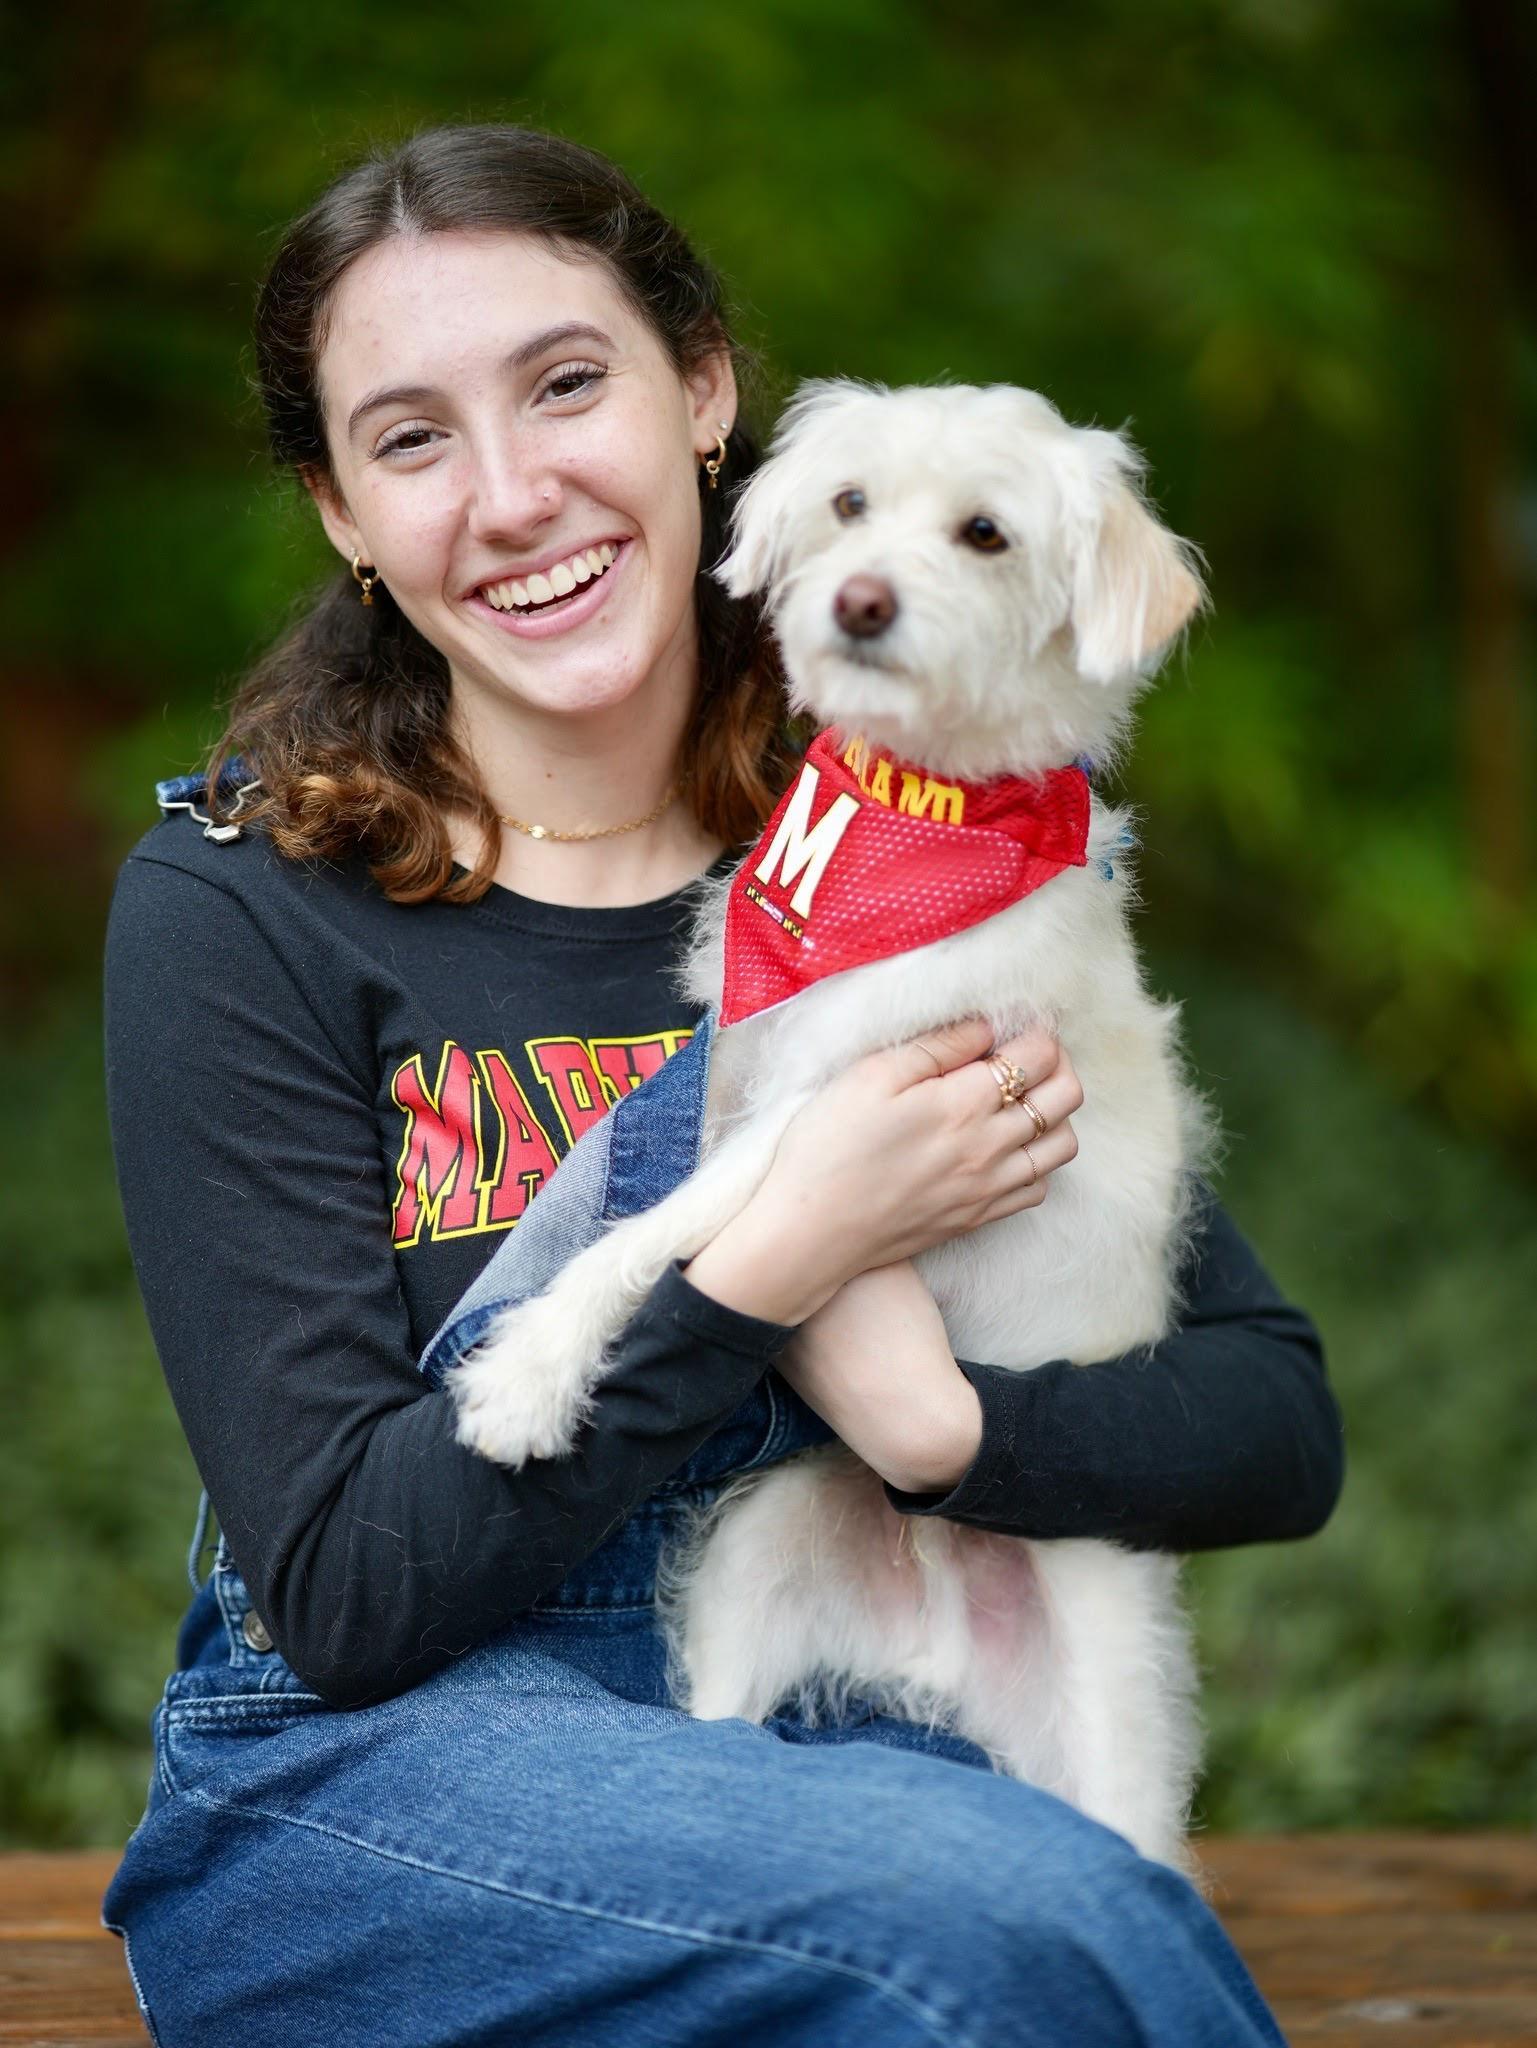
[
  {"xmin": 1, "ymin": 0, "xmax": 1532, "ymax": 1843},
  {"xmin": 1180, "ymin": 961, "xmax": 1537, "ymax": 1834}
]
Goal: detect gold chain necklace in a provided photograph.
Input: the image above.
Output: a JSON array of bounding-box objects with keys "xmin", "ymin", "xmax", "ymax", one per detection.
[{"xmin": 497, "ymin": 781, "xmax": 681, "ymax": 843}]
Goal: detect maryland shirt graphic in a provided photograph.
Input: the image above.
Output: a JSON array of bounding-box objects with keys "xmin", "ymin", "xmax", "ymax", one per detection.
[{"xmin": 390, "ymin": 1029, "xmax": 692, "ymax": 1248}]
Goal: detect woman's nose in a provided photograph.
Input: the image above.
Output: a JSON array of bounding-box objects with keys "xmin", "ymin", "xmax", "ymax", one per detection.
[{"xmin": 464, "ymin": 434, "xmax": 562, "ymax": 542}]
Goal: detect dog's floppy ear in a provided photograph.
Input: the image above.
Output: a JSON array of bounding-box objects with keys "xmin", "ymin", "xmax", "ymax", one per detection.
[
  {"xmin": 1069, "ymin": 430, "xmax": 1206, "ymax": 684},
  {"xmin": 711, "ymin": 451, "xmax": 800, "ymax": 600},
  {"xmin": 712, "ymin": 377, "xmax": 883, "ymax": 601}
]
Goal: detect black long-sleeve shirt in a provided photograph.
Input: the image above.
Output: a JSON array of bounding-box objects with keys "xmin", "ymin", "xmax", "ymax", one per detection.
[{"xmin": 104, "ymin": 808, "xmax": 1343, "ymax": 1710}]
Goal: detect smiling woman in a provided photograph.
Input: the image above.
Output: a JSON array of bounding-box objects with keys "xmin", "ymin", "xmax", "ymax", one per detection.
[{"xmin": 98, "ymin": 119, "xmax": 1315, "ymax": 2048}]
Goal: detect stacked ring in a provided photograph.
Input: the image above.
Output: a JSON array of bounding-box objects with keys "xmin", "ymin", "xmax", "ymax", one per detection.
[{"xmin": 986, "ymin": 1055, "xmax": 1050, "ymax": 1137}]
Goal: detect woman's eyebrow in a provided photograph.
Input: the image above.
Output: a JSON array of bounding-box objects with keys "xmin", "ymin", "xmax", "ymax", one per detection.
[{"xmin": 345, "ymin": 323, "xmax": 618, "ymax": 444}]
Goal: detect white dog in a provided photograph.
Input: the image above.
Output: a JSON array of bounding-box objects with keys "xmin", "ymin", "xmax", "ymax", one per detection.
[{"xmin": 451, "ymin": 378, "xmax": 1216, "ymax": 1871}]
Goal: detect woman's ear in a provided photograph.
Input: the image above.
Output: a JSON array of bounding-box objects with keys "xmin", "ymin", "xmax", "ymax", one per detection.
[
  {"xmin": 686, "ymin": 341, "xmax": 738, "ymax": 452},
  {"xmin": 299, "ymin": 463, "xmax": 365, "ymax": 568},
  {"xmin": 1069, "ymin": 439, "xmax": 1207, "ymax": 684}
]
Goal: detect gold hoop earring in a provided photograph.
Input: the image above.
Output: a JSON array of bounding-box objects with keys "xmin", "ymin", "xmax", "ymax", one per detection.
[
  {"xmin": 702, "ymin": 421, "xmax": 730, "ymax": 491},
  {"xmin": 351, "ymin": 552, "xmax": 379, "ymax": 606}
]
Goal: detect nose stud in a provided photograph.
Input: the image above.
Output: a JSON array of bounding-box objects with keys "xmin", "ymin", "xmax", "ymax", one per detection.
[{"xmin": 833, "ymin": 573, "xmax": 898, "ymax": 638}]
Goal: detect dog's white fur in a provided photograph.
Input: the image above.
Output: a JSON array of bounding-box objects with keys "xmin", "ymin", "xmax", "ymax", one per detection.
[{"xmin": 450, "ymin": 377, "xmax": 1218, "ymax": 1871}]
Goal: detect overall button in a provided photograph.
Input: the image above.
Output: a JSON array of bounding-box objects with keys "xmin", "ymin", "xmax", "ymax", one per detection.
[{"xmin": 241, "ymin": 1610, "xmax": 274, "ymax": 1654}]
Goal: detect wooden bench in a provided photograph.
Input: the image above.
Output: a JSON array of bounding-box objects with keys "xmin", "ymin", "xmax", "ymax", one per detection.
[{"xmin": 3, "ymin": 1836, "xmax": 1533, "ymax": 2043}]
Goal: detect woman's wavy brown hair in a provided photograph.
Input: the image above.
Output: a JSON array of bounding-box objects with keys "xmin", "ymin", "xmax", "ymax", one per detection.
[{"xmin": 204, "ymin": 122, "xmax": 801, "ymax": 901}]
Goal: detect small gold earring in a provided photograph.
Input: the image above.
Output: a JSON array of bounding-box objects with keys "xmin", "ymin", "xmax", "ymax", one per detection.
[
  {"xmin": 351, "ymin": 552, "xmax": 379, "ymax": 606},
  {"xmin": 702, "ymin": 422, "xmax": 730, "ymax": 491}
]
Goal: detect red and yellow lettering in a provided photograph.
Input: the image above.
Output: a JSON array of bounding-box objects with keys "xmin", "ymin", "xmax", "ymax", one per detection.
[
  {"xmin": 526, "ymin": 1036, "xmax": 610, "ymax": 1147},
  {"xmin": 391, "ymin": 1043, "xmax": 482, "ymax": 1247},
  {"xmin": 476, "ymin": 1051, "xmax": 560, "ymax": 1226},
  {"xmin": 588, "ymin": 1029, "xmax": 691, "ymax": 1102},
  {"xmin": 391, "ymin": 1028, "xmax": 691, "ymax": 1246},
  {"xmin": 898, "ymin": 771, "xmax": 965, "ymax": 825}
]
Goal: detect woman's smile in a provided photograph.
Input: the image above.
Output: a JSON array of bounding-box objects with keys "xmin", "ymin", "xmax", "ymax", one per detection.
[{"xmin": 462, "ymin": 535, "xmax": 636, "ymax": 640}]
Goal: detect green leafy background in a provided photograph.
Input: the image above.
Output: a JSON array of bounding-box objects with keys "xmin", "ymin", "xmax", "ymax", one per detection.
[{"xmin": 2, "ymin": 0, "xmax": 1532, "ymax": 1845}]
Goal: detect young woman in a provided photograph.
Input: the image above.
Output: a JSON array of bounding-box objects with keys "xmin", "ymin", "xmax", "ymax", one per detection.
[{"xmin": 101, "ymin": 122, "xmax": 1341, "ymax": 2045}]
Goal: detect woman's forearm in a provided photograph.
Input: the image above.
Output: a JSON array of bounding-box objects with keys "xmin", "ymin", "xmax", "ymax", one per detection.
[
  {"xmin": 773, "ymin": 1259, "xmax": 985, "ymax": 1492},
  {"xmin": 680, "ymin": 1186, "xmax": 852, "ymax": 1326}
]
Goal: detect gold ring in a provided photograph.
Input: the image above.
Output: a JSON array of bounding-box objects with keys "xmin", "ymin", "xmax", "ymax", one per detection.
[
  {"xmin": 1019, "ymin": 1095, "xmax": 1048, "ymax": 1140},
  {"xmin": 985, "ymin": 1055, "xmax": 1017, "ymax": 1105},
  {"xmin": 986, "ymin": 1055, "xmax": 1034, "ymax": 1110},
  {"xmin": 1022, "ymin": 1143, "xmax": 1039, "ymax": 1185}
]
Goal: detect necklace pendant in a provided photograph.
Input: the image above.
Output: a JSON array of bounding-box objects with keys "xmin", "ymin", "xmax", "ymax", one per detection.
[{"xmin": 529, "ymin": 825, "xmax": 548, "ymax": 839}]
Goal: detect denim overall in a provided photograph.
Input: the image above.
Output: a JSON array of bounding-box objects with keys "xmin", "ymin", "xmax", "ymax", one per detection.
[{"xmin": 102, "ymin": 781, "xmax": 1285, "ymax": 2045}]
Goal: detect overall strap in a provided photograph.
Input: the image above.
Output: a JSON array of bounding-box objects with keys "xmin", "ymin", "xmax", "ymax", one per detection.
[{"xmin": 154, "ymin": 755, "xmax": 259, "ymax": 842}]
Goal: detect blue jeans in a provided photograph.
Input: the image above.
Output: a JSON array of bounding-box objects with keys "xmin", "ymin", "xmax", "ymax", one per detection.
[{"xmin": 102, "ymin": 1383, "xmax": 1286, "ymax": 2047}]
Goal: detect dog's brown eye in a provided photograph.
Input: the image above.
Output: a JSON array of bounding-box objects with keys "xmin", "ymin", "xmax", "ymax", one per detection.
[
  {"xmin": 961, "ymin": 516, "xmax": 1008, "ymax": 552},
  {"xmin": 832, "ymin": 488, "xmax": 866, "ymax": 520}
]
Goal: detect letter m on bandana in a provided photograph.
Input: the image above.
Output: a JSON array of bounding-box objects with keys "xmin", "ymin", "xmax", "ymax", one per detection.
[{"xmin": 752, "ymin": 763, "xmax": 859, "ymax": 918}]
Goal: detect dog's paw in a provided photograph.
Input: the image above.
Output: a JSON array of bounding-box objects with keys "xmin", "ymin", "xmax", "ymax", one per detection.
[{"xmin": 447, "ymin": 1300, "xmax": 600, "ymax": 1468}]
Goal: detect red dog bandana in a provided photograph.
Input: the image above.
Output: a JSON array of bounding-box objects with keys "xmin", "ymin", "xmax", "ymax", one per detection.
[{"xmin": 720, "ymin": 730, "xmax": 1091, "ymax": 1027}]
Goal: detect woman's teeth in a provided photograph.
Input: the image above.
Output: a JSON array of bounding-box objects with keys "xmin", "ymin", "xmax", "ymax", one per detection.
[{"xmin": 481, "ymin": 542, "xmax": 620, "ymax": 612}]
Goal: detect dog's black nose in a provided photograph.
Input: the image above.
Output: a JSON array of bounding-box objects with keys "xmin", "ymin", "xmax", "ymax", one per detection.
[{"xmin": 833, "ymin": 574, "xmax": 898, "ymax": 639}]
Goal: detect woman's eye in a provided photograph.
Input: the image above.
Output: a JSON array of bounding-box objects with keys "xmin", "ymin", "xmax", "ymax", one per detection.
[
  {"xmin": 961, "ymin": 515, "xmax": 1008, "ymax": 552},
  {"xmin": 833, "ymin": 487, "xmax": 866, "ymax": 519},
  {"xmin": 374, "ymin": 425, "xmax": 438, "ymax": 460},
  {"xmin": 542, "ymin": 362, "xmax": 607, "ymax": 401}
]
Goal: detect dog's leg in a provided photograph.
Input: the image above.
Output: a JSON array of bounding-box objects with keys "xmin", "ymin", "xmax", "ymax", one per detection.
[
  {"xmin": 991, "ymin": 1540, "xmax": 1200, "ymax": 1871},
  {"xmin": 449, "ymin": 1095, "xmax": 807, "ymax": 1467},
  {"xmin": 661, "ymin": 1459, "xmax": 862, "ymax": 1725},
  {"xmin": 668, "ymin": 1454, "xmax": 971, "ymax": 1736}
]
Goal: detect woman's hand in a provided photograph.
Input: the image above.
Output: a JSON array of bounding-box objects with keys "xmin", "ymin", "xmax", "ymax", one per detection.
[
  {"xmin": 773, "ymin": 1259, "xmax": 985, "ymax": 1495},
  {"xmin": 683, "ymin": 1016, "xmax": 1083, "ymax": 1327}
]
